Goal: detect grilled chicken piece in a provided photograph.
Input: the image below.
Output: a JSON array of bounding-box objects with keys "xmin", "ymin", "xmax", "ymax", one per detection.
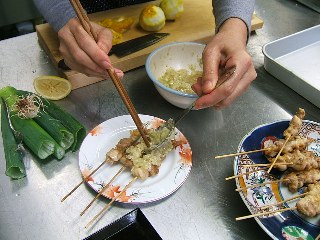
[
  {"xmin": 268, "ymin": 149, "xmax": 320, "ymax": 171},
  {"xmin": 283, "ymin": 168, "xmax": 320, "ymax": 193},
  {"xmin": 283, "ymin": 108, "xmax": 305, "ymax": 139},
  {"xmin": 296, "ymin": 182, "xmax": 320, "ymax": 217},
  {"xmin": 106, "ymin": 130, "xmax": 140, "ymax": 163},
  {"xmin": 131, "ymin": 166, "xmax": 150, "ymax": 180},
  {"xmin": 264, "ymin": 136, "xmax": 313, "ymax": 158}
]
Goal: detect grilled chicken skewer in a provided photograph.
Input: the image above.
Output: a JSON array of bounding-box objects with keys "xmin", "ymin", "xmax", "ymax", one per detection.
[
  {"xmin": 268, "ymin": 149, "xmax": 320, "ymax": 172},
  {"xmin": 263, "ymin": 136, "xmax": 313, "ymax": 159}
]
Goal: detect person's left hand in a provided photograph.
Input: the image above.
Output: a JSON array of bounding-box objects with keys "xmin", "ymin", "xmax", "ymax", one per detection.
[{"xmin": 192, "ymin": 18, "xmax": 257, "ymax": 109}]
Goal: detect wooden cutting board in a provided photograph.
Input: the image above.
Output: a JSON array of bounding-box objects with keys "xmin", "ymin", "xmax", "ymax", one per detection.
[{"xmin": 36, "ymin": 0, "xmax": 264, "ymax": 89}]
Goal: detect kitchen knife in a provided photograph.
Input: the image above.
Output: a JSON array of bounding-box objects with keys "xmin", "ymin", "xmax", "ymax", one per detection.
[
  {"xmin": 58, "ymin": 32, "xmax": 169, "ymax": 70},
  {"xmin": 109, "ymin": 32, "xmax": 169, "ymax": 58}
]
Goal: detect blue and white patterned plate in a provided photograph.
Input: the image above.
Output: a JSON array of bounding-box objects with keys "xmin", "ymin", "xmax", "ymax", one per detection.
[{"xmin": 234, "ymin": 120, "xmax": 320, "ymax": 240}]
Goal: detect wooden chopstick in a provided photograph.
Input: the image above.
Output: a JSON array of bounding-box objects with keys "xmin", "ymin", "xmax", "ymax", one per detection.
[{"xmin": 68, "ymin": 0, "xmax": 150, "ymax": 147}]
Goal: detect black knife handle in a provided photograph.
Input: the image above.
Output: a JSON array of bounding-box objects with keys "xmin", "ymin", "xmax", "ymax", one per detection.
[
  {"xmin": 58, "ymin": 59, "xmax": 71, "ymax": 70},
  {"xmin": 108, "ymin": 49, "xmax": 114, "ymax": 56}
]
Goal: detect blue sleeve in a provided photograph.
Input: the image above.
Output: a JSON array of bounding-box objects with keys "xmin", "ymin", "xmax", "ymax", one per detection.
[
  {"xmin": 212, "ymin": 0, "xmax": 255, "ymax": 35},
  {"xmin": 33, "ymin": 0, "xmax": 76, "ymax": 31}
]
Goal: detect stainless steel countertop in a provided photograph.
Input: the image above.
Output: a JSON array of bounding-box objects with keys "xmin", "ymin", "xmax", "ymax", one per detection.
[{"xmin": 0, "ymin": 1, "xmax": 320, "ymax": 239}]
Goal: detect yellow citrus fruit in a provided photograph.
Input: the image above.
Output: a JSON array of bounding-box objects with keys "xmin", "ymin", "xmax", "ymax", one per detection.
[
  {"xmin": 139, "ymin": 5, "xmax": 166, "ymax": 31},
  {"xmin": 33, "ymin": 75, "xmax": 72, "ymax": 100},
  {"xmin": 160, "ymin": 0, "xmax": 184, "ymax": 20}
]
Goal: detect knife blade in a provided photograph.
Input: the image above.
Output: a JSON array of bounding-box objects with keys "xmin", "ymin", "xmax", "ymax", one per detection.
[
  {"xmin": 58, "ymin": 33, "xmax": 169, "ymax": 70},
  {"xmin": 109, "ymin": 32, "xmax": 169, "ymax": 58}
]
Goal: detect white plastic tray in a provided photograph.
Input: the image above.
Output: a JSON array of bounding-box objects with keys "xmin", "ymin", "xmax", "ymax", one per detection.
[{"xmin": 263, "ymin": 24, "xmax": 320, "ymax": 108}]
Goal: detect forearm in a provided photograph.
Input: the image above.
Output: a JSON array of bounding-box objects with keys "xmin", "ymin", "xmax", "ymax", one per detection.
[
  {"xmin": 218, "ymin": 18, "xmax": 248, "ymax": 47},
  {"xmin": 33, "ymin": 0, "xmax": 76, "ymax": 31},
  {"xmin": 212, "ymin": 0, "xmax": 255, "ymax": 39}
]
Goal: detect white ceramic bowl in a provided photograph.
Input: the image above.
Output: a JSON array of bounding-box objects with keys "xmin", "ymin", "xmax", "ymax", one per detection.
[{"xmin": 146, "ymin": 42, "xmax": 205, "ymax": 109}]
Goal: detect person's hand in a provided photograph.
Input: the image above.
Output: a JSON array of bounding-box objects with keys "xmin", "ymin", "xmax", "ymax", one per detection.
[
  {"xmin": 192, "ymin": 18, "xmax": 257, "ymax": 109},
  {"xmin": 57, "ymin": 18, "xmax": 124, "ymax": 79}
]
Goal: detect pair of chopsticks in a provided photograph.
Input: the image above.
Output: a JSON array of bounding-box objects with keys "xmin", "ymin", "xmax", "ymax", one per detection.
[{"xmin": 69, "ymin": 0, "xmax": 150, "ymax": 147}]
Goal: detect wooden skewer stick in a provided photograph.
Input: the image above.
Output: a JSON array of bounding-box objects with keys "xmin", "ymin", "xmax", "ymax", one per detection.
[
  {"xmin": 236, "ymin": 206, "xmax": 297, "ymax": 221},
  {"xmin": 215, "ymin": 148, "xmax": 270, "ymax": 159},
  {"xmin": 80, "ymin": 166, "xmax": 126, "ymax": 216},
  {"xmin": 240, "ymin": 162, "xmax": 293, "ymax": 167},
  {"xmin": 61, "ymin": 160, "xmax": 106, "ymax": 202},
  {"xmin": 225, "ymin": 167, "xmax": 268, "ymax": 180},
  {"xmin": 267, "ymin": 135, "xmax": 291, "ymax": 173},
  {"xmin": 259, "ymin": 192, "xmax": 308, "ymax": 210},
  {"xmin": 85, "ymin": 177, "xmax": 138, "ymax": 229},
  {"xmin": 227, "ymin": 162, "xmax": 294, "ymax": 180},
  {"xmin": 316, "ymin": 234, "xmax": 320, "ymax": 240},
  {"xmin": 235, "ymin": 179, "xmax": 286, "ymax": 192}
]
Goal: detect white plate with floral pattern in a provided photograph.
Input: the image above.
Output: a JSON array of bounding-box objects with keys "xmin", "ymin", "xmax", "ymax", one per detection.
[
  {"xmin": 79, "ymin": 114, "xmax": 192, "ymax": 204},
  {"xmin": 234, "ymin": 120, "xmax": 320, "ymax": 240}
]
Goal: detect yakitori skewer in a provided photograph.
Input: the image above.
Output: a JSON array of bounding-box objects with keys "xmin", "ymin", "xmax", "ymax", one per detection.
[
  {"xmin": 259, "ymin": 192, "xmax": 308, "ymax": 210},
  {"xmin": 236, "ymin": 206, "xmax": 297, "ymax": 221},
  {"xmin": 85, "ymin": 177, "xmax": 138, "ymax": 229},
  {"xmin": 235, "ymin": 179, "xmax": 286, "ymax": 192},
  {"xmin": 80, "ymin": 166, "xmax": 126, "ymax": 216},
  {"xmin": 215, "ymin": 148, "xmax": 270, "ymax": 159},
  {"xmin": 267, "ymin": 135, "xmax": 291, "ymax": 173}
]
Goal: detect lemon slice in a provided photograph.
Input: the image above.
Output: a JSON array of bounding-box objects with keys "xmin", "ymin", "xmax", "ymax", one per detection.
[{"xmin": 33, "ymin": 76, "xmax": 72, "ymax": 100}]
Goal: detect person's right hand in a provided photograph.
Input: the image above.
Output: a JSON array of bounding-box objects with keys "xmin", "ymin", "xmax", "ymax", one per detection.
[{"xmin": 57, "ymin": 18, "xmax": 124, "ymax": 79}]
